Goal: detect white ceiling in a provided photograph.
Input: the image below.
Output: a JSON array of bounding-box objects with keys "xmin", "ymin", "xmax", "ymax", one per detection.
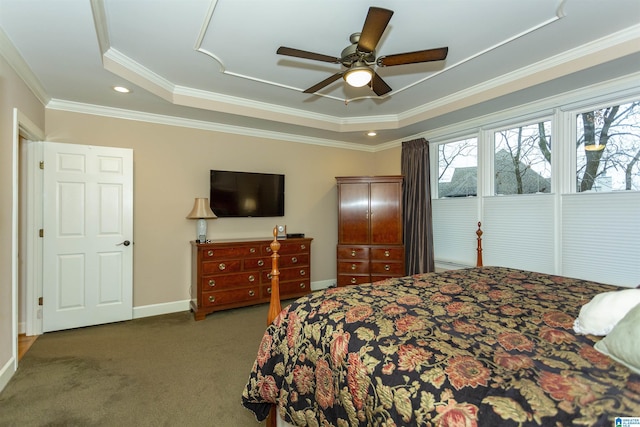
[{"xmin": 1, "ymin": 0, "xmax": 639, "ymax": 148}]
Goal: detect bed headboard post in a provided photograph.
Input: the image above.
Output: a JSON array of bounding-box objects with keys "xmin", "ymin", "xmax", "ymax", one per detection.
[
  {"xmin": 476, "ymin": 221, "xmax": 483, "ymax": 267},
  {"xmin": 267, "ymin": 227, "xmax": 282, "ymax": 325}
]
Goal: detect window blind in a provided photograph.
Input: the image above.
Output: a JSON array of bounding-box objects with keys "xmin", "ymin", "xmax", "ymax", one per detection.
[{"xmin": 432, "ymin": 197, "xmax": 478, "ymax": 266}]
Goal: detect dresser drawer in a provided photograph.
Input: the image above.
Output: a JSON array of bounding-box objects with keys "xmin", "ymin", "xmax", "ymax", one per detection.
[
  {"xmin": 202, "ymin": 286, "xmax": 260, "ymax": 307},
  {"xmin": 202, "ymin": 259, "xmax": 242, "ymax": 274},
  {"xmin": 279, "ymin": 253, "xmax": 309, "ymax": 268},
  {"xmin": 263, "ymin": 241, "xmax": 310, "ymax": 255},
  {"xmin": 263, "ymin": 280, "xmax": 310, "ymax": 298},
  {"xmin": 337, "ymin": 274, "xmax": 371, "ymax": 287},
  {"xmin": 337, "ymin": 246, "xmax": 369, "ymax": 260},
  {"xmin": 202, "ymin": 245, "xmax": 259, "ymax": 259},
  {"xmin": 338, "ymin": 260, "xmax": 369, "ymax": 274},
  {"xmin": 370, "ymin": 261, "xmax": 405, "ymax": 275},
  {"xmin": 370, "ymin": 247, "xmax": 404, "ymax": 261},
  {"xmin": 201, "ymin": 271, "xmax": 260, "ymax": 290},
  {"xmin": 264, "ymin": 266, "xmax": 309, "ymax": 282},
  {"xmin": 243, "ymin": 257, "xmax": 269, "ymax": 269}
]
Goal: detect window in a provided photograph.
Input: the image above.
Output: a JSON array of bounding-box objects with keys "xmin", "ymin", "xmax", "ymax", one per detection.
[
  {"xmin": 494, "ymin": 121, "xmax": 552, "ymax": 195},
  {"xmin": 576, "ymin": 101, "xmax": 640, "ymax": 192},
  {"xmin": 437, "ymin": 138, "xmax": 478, "ymax": 198}
]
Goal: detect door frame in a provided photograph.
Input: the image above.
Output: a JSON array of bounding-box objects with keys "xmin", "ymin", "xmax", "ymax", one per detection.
[{"xmin": 10, "ymin": 109, "xmax": 44, "ymax": 373}]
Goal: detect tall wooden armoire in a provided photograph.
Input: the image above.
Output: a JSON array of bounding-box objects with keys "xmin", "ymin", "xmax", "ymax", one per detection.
[{"xmin": 336, "ymin": 176, "xmax": 405, "ymax": 286}]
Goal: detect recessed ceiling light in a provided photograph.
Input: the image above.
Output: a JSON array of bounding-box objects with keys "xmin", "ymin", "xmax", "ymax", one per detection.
[
  {"xmin": 113, "ymin": 86, "xmax": 131, "ymax": 93},
  {"xmin": 367, "ymin": 131, "xmax": 377, "ymax": 137}
]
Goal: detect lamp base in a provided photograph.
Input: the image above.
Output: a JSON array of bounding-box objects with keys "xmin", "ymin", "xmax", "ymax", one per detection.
[{"xmin": 196, "ymin": 219, "xmax": 207, "ymax": 243}]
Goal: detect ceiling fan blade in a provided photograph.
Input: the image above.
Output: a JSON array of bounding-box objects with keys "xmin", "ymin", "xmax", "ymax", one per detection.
[
  {"xmin": 371, "ymin": 72, "xmax": 392, "ymax": 96},
  {"xmin": 303, "ymin": 72, "xmax": 344, "ymax": 94},
  {"xmin": 377, "ymin": 47, "xmax": 449, "ymax": 67},
  {"xmin": 277, "ymin": 47, "xmax": 340, "ymax": 64},
  {"xmin": 357, "ymin": 7, "xmax": 393, "ymax": 53}
]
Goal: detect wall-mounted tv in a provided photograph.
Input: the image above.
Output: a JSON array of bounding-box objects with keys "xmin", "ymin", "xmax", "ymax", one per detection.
[{"xmin": 209, "ymin": 170, "xmax": 285, "ymax": 217}]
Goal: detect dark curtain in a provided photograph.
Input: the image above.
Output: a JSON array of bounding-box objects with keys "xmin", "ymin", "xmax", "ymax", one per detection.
[{"xmin": 401, "ymin": 138, "xmax": 434, "ymax": 274}]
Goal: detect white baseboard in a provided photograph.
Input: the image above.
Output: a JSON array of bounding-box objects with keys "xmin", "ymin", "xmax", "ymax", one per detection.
[
  {"xmin": 311, "ymin": 279, "xmax": 335, "ymax": 291},
  {"xmin": 133, "ymin": 299, "xmax": 191, "ymax": 319},
  {"xmin": 0, "ymin": 357, "xmax": 16, "ymax": 394}
]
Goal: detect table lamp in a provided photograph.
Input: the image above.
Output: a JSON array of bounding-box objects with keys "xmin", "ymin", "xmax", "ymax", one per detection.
[{"xmin": 186, "ymin": 198, "xmax": 217, "ymax": 242}]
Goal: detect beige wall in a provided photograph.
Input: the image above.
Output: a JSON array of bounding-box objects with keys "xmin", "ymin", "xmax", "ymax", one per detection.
[
  {"xmin": 45, "ymin": 110, "xmax": 395, "ymax": 308},
  {"xmin": 0, "ymin": 54, "xmax": 45, "ymax": 381}
]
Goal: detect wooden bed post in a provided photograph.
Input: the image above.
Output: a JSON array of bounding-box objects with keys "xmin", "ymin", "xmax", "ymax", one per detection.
[
  {"xmin": 266, "ymin": 227, "xmax": 281, "ymax": 427},
  {"xmin": 476, "ymin": 221, "xmax": 483, "ymax": 267},
  {"xmin": 267, "ymin": 227, "xmax": 282, "ymax": 325}
]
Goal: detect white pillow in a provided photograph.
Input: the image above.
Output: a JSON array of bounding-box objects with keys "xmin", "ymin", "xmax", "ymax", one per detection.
[
  {"xmin": 594, "ymin": 303, "xmax": 640, "ymax": 374},
  {"xmin": 573, "ymin": 288, "xmax": 640, "ymax": 336}
]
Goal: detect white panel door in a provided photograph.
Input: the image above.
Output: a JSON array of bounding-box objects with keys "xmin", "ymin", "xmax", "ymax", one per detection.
[{"xmin": 43, "ymin": 142, "xmax": 133, "ymax": 332}]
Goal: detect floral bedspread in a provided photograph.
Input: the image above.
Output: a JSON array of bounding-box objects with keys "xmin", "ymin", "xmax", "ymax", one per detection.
[{"xmin": 242, "ymin": 266, "xmax": 640, "ymax": 426}]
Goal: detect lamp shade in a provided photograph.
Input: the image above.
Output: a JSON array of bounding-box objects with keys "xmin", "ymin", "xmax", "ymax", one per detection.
[
  {"xmin": 344, "ymin": 62, "xmax": 373, "ymax": 88},
  {"xmin": 186, "ymin": 198, "xmax": 217, "ymax": 219}
]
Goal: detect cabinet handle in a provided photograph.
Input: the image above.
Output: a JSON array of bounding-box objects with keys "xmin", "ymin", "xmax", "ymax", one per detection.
[
  {"xmin": 258, "ymin": 260, "xmax": 264, "ymax": 267},
  {"xmin": 208, "ymin": 295, "xmax": 215, "ymax": 303},
  {"xmin": 218, "ymin": 263, "xmax": 226, "ymax": 270},
  {"xmin": 384, "ymin": 250, "xmax": 390, "ymax": 257},
  {"xmin": 207, "ymin": 250, "xmax": 214, "ymax": 257},
  {"xmin": 299, "ymin": 269, "xmax": 306, "ymax": 276},
  {"xmin": 299, "ymin": 283, "xmax": 306, "ymax": 289},
  {"xmin": 208, "ymin": 279, "xmax": 216, "ymax": 287},
  {"xmin": 350, "ymin": 277, "xmax": 357, "ymax": 284},
  {"xmin": 385, "ymin": 264, "xmax": 391, "ymax": 271},
  {"xmin": 248, "ymin": 275, "xmax": 255, "ymax": 282},
  {"xmin": 291, "ymin": 256, "xmax": 298, "ymax": 263},
  {"xmin": 267, "ymin": 273, "xmax": 272, "ymax": 280},
  {"xmin": 249, "ymin": 290, "xmax": 255, "ymax": 297},
  {"xmin": 267, "ymin": 287, "xmax": 271, "ymax": 294},
  {"xmin": 266, "ymin": 247, "xmax": 272, "ymax": 253},
  {"xmin": 250, "ymin": 247, "xmax": 256, "ymax": 253},
  {"xmin": 300, "ymin": 244, "xmax": 306, "ymax": 250},
  {"xmin": 351, "ymin": 250, "xmax": 356, "ymax": 257},
  {"xmin": 351, "ymin": 264, "xmax": 357, "ymax": 270}
]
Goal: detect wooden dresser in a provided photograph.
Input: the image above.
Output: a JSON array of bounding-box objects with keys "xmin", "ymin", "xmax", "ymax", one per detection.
[
  {"xmin": 336, "ymin": 176, "xmax": 404, "ymax": 286},
  {"xmin": 190, "ymin": 237, "xmax": 312, "ymax": 320}
]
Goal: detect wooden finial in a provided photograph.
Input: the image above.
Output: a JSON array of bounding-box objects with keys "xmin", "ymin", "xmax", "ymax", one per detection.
[
  {"xmin": 476, "ymin": 222, "xmax": 483, "ymax": 267},
  {"xmin": 266, "ymin": 227, "xmax": 281, "ymax": 325}
]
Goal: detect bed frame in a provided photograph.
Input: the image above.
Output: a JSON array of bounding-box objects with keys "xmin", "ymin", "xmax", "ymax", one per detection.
[{"xmin": 263, "ymin": 222, "xmax": 484, "ymax": 426}]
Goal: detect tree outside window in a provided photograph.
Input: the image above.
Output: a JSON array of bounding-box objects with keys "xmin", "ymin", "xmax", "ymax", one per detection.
[
  {"xmin": 494, "ymin": 121, "xmax": 552, "ymax": 195},
  {"xmin": 576, "ymin": 101, "xmax": 640, "ymax": 192},
  {"xmin": 437, "ymin": 138, "xmax": 478, "ymax": 198}
]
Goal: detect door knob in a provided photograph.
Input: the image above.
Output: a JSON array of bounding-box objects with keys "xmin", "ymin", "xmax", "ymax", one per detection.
[{"xmin": 117, "ymin": 240, "xmax": 131, "ymax": 246}]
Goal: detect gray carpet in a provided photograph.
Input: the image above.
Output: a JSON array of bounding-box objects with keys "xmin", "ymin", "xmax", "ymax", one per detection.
[{"xmin": 0, "ymin": 304, "xmax": 272, "ymax": 426}]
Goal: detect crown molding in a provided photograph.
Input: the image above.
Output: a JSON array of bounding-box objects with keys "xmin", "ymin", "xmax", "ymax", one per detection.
[
  {"xmin": 0, "ymin": 27, "xmax": 49, "ymax": 106},
  {"xmin": 45, "ymin": 99, "xmax": 376, "ymax": 152}
]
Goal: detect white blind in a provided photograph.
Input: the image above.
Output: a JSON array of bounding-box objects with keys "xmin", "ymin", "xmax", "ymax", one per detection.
[
  {"xmin": 482, "ymin": 194, "xmax": 556, "ymax": 274},
  {"xmin": 562, "ymin": 192, "xmax": 640, "ymax": 287},
  {"xmin": 432, "ymin": 198, "xmax": 478, "ymax": 266}
]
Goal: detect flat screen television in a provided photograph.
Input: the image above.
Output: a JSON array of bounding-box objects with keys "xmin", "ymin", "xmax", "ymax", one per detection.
[{"xmin": 209, "ymin": 170, "xmax": 285, "ymax": 217}]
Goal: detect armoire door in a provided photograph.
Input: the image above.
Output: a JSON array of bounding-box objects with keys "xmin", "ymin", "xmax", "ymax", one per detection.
[
  {"xmin": 370, "ymin": 180, "xmax": 403, "ymax": 245},
  {"xmin": 337, "ymin": 182, "xmax": 370, "ymax": 244}
]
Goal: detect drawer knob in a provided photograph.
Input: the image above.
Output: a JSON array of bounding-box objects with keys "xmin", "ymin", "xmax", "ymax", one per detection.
[
  {"xmin": 258, "ymin": 260, "xmax": 264, "ymax": 267},
  {"xmin": 351, "ymin": 264, "xmax": 357, "ymax": 270},
  {"xmin": 267, "ymin": 287, "xmax": 271, "ymax": 294},
  {"xmin": 250, "ymin": 247, "xmax": 256, "ymax": 253},
  {"xmin": 291, "ymin": 256, "xmax": 298, "ymax": 263},
  {"xmin": 208, "ymin": 279, "xmax": 216, "ymax": 287},
  {"xmin": 208, "ymin": 295, "xmax": 215, "ymax": 303},
  {"xmin": 218, "ymin": 263, "xmax": 226, "ymax": 271},
  {"xmin": 207, "ymin": 250, "xmax": 214, "ymax": 257},
  {"xmin": 300, "ymin": 269, "xmax": 306, "ymax": 276},
  {"xmin": 300, "ymin": 244, "xmax": 306, "ymax": 250},
  {"xmin": 350, "ymin": 277, "xmax": 357, "ymax": 284},
  {"xmin": 248, "ymin": 275, "xmax": 255, "ymax": 282},
  {"xmin": 385, "ymin": 264, "xmax": 391, "ymax": 271},
  {"xmin": 351, "ymin": 250, "xmax": 356, "ymax": 257},
  {"xmin": 267, "ymin": 273, "xmax": 272, "ymax": 280},
  {"xmin": 266, "ymin": 247, "xmax": 272, "ymax": 253},
  {"xmin": 384, "ymin": 250, "xmax": 390, "ymax": 257},
  {"xmin": 299, "ymin": 283, "xmax": 306, "ymax": 289},
  {"xmin": 249, "ymin": 290, "xmax": 255, "ymax": 297}
]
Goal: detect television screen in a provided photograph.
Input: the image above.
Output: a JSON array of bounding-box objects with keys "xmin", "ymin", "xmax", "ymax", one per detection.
[{"xmin": 209, "ymin": 170, "xmax": 285, "ymax": 217}]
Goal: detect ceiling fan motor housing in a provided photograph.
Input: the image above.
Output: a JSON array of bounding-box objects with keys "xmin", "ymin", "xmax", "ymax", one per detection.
[{"xmin": 341, "ymin": 33, "xmax": 376, "ymax": 67}]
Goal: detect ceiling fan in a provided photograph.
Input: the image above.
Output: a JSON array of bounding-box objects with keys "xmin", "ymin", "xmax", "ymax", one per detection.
[{"xmin": 276, "ymin": 6, "xmax": 448, "ymax": 96}]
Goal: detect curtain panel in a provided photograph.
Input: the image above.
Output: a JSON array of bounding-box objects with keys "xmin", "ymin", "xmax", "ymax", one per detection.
[{"xmin": 401, "ymin": 138, "xmax": 435, "ymax": 274}]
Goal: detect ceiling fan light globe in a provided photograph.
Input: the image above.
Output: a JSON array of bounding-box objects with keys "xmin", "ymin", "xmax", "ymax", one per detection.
[{"xmin": 344, "ymin": 66, "xmax": 373, "ymax": 87}]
